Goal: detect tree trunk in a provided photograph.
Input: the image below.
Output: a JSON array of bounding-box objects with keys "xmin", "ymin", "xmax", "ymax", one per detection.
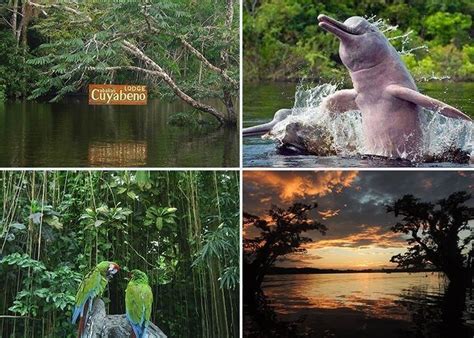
[
  {"xmin": 444, "ymin": 265, "xmax": 467, "ymax": 286},
  {"xmin": 220, "ymin": 0, "xmax": 237, "ymax": 127},
  {"xmin": 222, "ymin": 90, "xmax": 237, "ymax": 127},
  {"xmin": 82, "ymin": 299, "xmax": 167, "ymax": 338},
  {"xmin": 11, "ymin": 0, "xmax": 18, "ymax": 39},
  {"xmin": 440, "ymin": 280, "xmax": 469, "ymax": 336},
  {"xmin": 243, "ymin": 260, "xmax": 267, "ymax": 313}
]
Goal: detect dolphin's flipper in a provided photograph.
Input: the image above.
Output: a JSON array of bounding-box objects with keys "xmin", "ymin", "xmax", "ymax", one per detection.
[
  {"xmin": 321, "ymin": 89, "xmax": 359, "ymax": 115},
  {"xmin": 386, "ymin": 85, "xmax": 472, "ymax": 121},
  {"xmin": 243, "ymin": 108, "xmax": 293, "ymax": 137}
]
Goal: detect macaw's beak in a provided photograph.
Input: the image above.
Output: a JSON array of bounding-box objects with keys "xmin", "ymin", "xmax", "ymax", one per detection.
[
  {"xmin": 124, "ymin": 272, "xmax": 132, "ymax": 281},
  {"xmin": 106, "ymin": 263, "xmax": 120, "ymax": 280}
]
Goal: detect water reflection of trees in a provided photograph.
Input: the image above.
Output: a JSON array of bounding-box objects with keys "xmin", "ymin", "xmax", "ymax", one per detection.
[
  {"xmin": 396, "ymin": 282, "xmax": 471, "ymax": 337},
  {"xmin": 243, "ymin": 203, "xmax": 326, "ymax": 337}
]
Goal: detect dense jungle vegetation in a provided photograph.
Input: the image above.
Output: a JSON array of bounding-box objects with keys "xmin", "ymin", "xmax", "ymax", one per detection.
[
  {"xmin": 0, "ymin": 0, "xmax": 239, "ymax": 125},
  {"xmin": 0, "ymin": 171, "xmax": 239, "ymax": 337},
  {"xmin": 244, "ymin": 0, "xmax": 474, "ymax": 82}
]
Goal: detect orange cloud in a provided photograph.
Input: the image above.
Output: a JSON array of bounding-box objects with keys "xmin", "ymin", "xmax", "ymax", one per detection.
[
  {"xmin": 244, "ymin": 171, "xmax": 358, "ymax": 201},
  {"xmin": 318, "ymin": 209, "xmax": 340, "ymax": 220},
  {"xmin": 306, "ymin": 225, "xmax": 405, "ymax": 249},
  {"xmin": 277, "ymin": 252, "xmax": 323, "ymax": 266}
]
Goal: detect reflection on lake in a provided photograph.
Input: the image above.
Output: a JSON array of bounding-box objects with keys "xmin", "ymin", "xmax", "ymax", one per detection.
[
  {"xmin": 88, "ymin": 141, "xmax": 148, "ymax": 167},
  {"xmin": 263, "ymin": 273, "xmax": 473, "ymax": 337},
  {"xmin": 243, "ymin": 82, "xmax": 474, "ymax": 168},
  {"xmin": 0, "ymin": 97, "xmax": 238, "ymax": 167}
]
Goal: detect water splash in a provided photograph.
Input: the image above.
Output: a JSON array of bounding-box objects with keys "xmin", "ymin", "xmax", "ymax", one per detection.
[
  {"xmin": 367, "ymin": 16, "xmax": 429, "ymax": 56},
  {"xmin": 421, "ymin": 109, "xmax": 472, "ymax": 157},
  {"xmin": 266, "ymin": 83, "xmax": 473, "ymax": 162}
]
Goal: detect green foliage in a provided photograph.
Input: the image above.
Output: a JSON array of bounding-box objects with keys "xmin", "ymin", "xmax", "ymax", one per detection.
[
  {"xmin": 0, "ymin": 171, "xmax": 239, "ymax": 337},
  {"xmin": 244, "ymin": 0, "xmax": 474, "ymax": 81},
  {"xmin": 424, "ymin": 12, "xmax": 471, "ymax": 46},
  {"xmin": 0, "ymin": 0, "xmax": 239, "ymax": 117},
  {"xmin": 0, "ymin": 31, "xmax": 38, "ymax": 98},
  {"xmin": 144, "ymin": 206, "xmax": 177, "ymax": 231},
  {"xmin": 1, "ymin": 253, "xmax": 81, "ymax": 316},
  {"xmin": 402, "ymin": 44, "xmax": 474, "ymax": 80},
  {"xmin": 0, "ymin": 84, "xmax": 5, "ymax": 102},
  {"xmin": 193, "ymin": 223, "xmax": 239, "ymax": 289}
]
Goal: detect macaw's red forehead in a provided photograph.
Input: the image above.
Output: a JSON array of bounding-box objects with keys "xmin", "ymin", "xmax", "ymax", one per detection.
[{"xmin": 109, "ymin": 262, "xmax": 120, "ymax": 271}]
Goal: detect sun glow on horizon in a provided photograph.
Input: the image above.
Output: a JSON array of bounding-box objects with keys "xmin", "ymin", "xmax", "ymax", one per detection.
[{"xmin": 277, "ymin": 245, "xmax": 403, "ymax": 270}]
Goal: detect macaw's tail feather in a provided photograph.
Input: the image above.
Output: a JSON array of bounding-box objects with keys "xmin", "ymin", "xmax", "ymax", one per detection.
[
  {"xmin": 131, "ymin": 322, "xmax": 144, "ymax": 338},
  {"xmin": 77, "ymin": 301, "xmax": 89, "ymax": 338},
  {"xmin": 71, "ymin": 305, "xmax": 82, "ymax": 324}
]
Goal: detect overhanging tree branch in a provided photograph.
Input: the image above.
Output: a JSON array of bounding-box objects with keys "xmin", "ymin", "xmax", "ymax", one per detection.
[
  {"xmin": 387, "ymin": 191, "xmax": 473, "ymax": 284},
  {"xmin": 121, "ymin": 40, "xmax": 226, "ymax": 124},
  {"xmin": 142, "ymin": 12, "xmax": 237, "ymax": 87},
  {"xmin": 27, "ymin": 1, "xmax": 92, "ymax": 22}
]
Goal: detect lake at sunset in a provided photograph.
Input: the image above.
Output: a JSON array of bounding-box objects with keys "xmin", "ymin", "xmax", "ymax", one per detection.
[{"xmin": 263, "ymin": 272, "xmax": 473, "ymax": 337}]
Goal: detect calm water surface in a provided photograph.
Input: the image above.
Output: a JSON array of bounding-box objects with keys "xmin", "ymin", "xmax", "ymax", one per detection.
[
  {"xmin": 0, "ymin": 97, "xmax": 238, "ymax": 167},
  {"xmin": 243, "ymin": 82, "xmax": 474, "ymax": 167},
  {"xmin": 263, "ymin": 272, "xmax": 473, "ymax": 337}
]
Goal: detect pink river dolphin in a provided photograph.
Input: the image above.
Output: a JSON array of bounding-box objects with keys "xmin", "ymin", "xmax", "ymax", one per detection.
[{"xmin": 243, "ymin": 14, "xmax": 472, "ymax": 161}]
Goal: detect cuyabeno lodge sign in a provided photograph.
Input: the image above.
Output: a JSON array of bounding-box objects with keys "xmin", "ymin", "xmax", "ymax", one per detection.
[{"xmin": 88, "ymin": 84, "xmax": 147, "ymax": 105}]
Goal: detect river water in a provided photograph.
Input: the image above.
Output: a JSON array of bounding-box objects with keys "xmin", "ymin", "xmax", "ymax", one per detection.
[
  {"xmin": 262, "ymin": 272, "xmax": 473, "ymax": 337},
  {"xmin": 0, "ymin": 97, "xmax": 238, "ymax": 167},
  {"xmin": 243, "ymin": 82, "xmax": 474, "ymax": 167}
]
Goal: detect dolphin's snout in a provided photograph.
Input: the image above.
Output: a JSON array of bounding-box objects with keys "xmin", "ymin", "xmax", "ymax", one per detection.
[
  {"xmin": 318, "ymin": 13, "xmax": 361, "ymax": 39},
  {"xmin": 317, "ymin": 14, "xmax": 328, "ymax": 29}
]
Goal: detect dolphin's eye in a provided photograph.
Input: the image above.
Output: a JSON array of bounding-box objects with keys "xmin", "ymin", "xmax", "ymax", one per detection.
[{"xmin": 353, "ymin": 24, "xmax": 364, "ymax": 34}]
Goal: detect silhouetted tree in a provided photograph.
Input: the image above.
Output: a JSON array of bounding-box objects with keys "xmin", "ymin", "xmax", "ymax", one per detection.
[
  {"xmin": 243, "ymin": 202, "xmax": 327, "ymax": 308},
  {"xmin": 387, "ymin": 191, "xmax": 474, "ymax": 286}
]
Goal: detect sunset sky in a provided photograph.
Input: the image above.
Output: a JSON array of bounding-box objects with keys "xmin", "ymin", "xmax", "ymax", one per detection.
[{"xmin": 243, "ymin": 171, "xmax": 474, "ymax": 270}]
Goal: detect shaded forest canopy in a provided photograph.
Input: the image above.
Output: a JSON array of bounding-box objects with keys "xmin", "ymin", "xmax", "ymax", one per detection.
[
  {"xmin": 0, "ymin": 0, "xmax": 239, "ymax": 125},
  {"xmin": 244, "ymin": 0, "xmax": 474, "ymax": 82},
  {"xmin": 0, "ymin": 171, "xmax": 239, "ymax": 337}
]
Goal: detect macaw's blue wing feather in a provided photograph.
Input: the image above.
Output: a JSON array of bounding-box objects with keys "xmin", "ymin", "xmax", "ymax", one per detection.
[
  {"xmin": 71, "ymin": 288, "xmax": 97, "ymax": 323},
  {"xmin": 71, "ymin": 304, "xmax": 83, "ymax": 324},
  {"xmin": 126, "ymin": 312, "xmax": 144, "ymax": 338}
]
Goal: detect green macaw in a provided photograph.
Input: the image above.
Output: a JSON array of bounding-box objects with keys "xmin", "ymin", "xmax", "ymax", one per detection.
[
  {"xmin": 71, "ymin": 261, "xmax": 120, "ymax": 336},
  {"xmin": 125, "ymin": 269, "xmax": 153, "ymax": 338}
]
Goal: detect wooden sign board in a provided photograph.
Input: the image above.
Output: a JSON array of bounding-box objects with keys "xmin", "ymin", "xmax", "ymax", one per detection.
[{"xmin": 88, "ymin": 84, "xmax": 147, "ymax": 105}]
